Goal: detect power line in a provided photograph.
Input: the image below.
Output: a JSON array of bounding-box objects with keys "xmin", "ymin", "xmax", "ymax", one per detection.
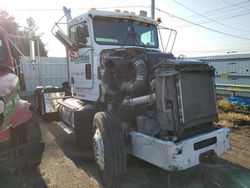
[
  {"xmin": 180, "ymin": 10, "xmax": 250, "ymax": 29},
  {"xmin": 180, "ymin": 1, "xmax": 250, "ymax": 28},
  {"xmin": 155, "ymin": 7, "xmax": 250, "ymax": 41},
  {"xmin": 172, "ymin": 0, "xmax": 250, "ymax": 33},
  {"xmin": 179, "ymin": 9, "xmax": 250, "ymax": 28},
  {"xmin": 174, "ymin": 48, "xmax": 250, "ymax": 53},
  {"xmin": 221, "ymin": 0, "xmax": 250, "ymax": 12},
  {"xmin": 186, "ymin": 43, "xmax": 250, "ymax": 48},
  {"xmin": 185, "ymin": 0, "xmax": 250, "ymax": 20}
]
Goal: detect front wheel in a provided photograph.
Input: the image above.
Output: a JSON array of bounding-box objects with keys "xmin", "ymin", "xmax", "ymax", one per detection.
[
  {"xmin": 93, "ymin": 112, "xmax": 127, "ymax": 188},
  {"xmin": 8, "ymin": 114, "xmax": 44, "ymax": 171},
  {"xmin": 25, "ymin": 115, "xmax": 44, "ymax": 167}
]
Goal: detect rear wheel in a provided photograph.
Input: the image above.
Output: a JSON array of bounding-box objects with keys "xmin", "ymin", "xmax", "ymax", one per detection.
[{"xmin": 93, "ymin": 112, "xmax": 127, "ymax": 188}]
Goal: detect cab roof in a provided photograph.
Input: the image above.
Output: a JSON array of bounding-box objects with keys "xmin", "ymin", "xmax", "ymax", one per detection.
[{"xmin": 71, "ymin": 10, "xmax": 158, "ymax": 25}]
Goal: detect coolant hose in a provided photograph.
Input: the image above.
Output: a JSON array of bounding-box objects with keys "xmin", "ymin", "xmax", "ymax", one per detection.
[{"xmin": 121, "ymin": 54, "xmax": 147, "ymax": 94}]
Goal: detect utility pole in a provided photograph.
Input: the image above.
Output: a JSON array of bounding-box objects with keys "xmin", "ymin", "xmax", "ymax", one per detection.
[{"xmin": 151, "ymin": 0, "xmax": 155, "ymax": 19}]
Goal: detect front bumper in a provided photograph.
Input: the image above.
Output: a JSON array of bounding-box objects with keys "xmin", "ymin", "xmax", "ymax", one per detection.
[
  {"xmin": 0, "ymin": 141, "xmax": 45, "ymax": 172},
  {"xmin": 130, "ymin": 127, "xmax": 230, "ymax": 171}
]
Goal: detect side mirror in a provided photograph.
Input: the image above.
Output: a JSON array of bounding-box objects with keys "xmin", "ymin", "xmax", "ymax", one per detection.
[
  {"xmin": 74, "ymin": 25, "xmax": 90, "ymax": 49},
  {"xmin": 55, "ymin": 30, "xmax": 78, "ymax": 51}
]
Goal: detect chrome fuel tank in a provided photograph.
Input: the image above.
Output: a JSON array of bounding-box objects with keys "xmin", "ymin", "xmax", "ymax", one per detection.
[{"xmin": 58, "ymin": 98, "xmax": 84, "ymax": 128}]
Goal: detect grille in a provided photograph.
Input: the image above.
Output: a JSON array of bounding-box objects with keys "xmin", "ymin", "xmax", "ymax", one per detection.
[{"xmin": 179, "ymin": 72, "xmax": 217, "ymax": 128}]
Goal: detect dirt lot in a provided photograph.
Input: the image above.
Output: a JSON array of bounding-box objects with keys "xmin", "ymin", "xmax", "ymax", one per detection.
[{"xmin": 0, "ymin": 114, "xmax": 250, "ymax": 188}]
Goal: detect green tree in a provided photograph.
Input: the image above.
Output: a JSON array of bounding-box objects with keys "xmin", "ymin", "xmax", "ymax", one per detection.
[
  {"xmin": 0, "ymin": 9, "xmax": 48, "ymax": 57},
  {"xmin": 25, "ymin": 17, "xmax": 39, "ymax": 36},
  {"xmin": 18, "ymin": 17, "xmax": 48, "ymax": 56},
  {"xmin": 0, "ymin": 9, "xmax": 17, "ymax": 33},
  {"xmin": 0, "ymin": 9, "xmax": 19, "ymax": 64}
]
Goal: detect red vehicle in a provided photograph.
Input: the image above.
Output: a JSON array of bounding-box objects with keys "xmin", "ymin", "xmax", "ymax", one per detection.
[{"xmin": 0, "ymin": 26, "xmax": 44, "ymax": 171}]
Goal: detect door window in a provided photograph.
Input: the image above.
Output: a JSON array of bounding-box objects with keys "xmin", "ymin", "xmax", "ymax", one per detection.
[{"xmin": 70, "ymin": 21, "xmax": 91, "ymax": 47}]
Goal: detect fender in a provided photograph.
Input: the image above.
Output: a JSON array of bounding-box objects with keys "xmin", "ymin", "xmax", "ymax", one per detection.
[
  {"xmin": 0, "ymin": 128, "xmax": 10, "ymax": 143},
  {"xmin": 9, "ymin": 99, "xmax": 32, "ymax": 128},
  {"xmin": 0, "ymin": 99, "xmax": 31, "ymax": 144}
]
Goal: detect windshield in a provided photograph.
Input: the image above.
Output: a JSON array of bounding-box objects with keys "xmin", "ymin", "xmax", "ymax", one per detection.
[{"xmin": 93, "ymin": 18, "xmax": 158, "ymax": 48}]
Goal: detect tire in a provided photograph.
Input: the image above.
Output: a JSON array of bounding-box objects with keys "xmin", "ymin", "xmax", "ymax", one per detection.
[
  {"xmin": 9, "ymin": 114, "xmax": 44, "ymax": 170},
  {"xmin": 25, "ymin": 114, "xmax": 44, "ymax": 167},
  {"xmin": 93, "ymin": 112, "xmax": 127, "ymax": 188}
]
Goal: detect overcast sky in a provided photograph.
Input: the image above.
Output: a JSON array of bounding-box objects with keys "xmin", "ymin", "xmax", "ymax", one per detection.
[{"xmin": 1, "ymin": 0, "xmax": 250, "ymax": 57}]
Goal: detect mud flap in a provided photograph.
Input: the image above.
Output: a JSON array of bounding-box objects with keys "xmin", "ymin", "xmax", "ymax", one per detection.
[{"xmin": 0, "ymin": 141, "xmax": 45, "ymax": 172}]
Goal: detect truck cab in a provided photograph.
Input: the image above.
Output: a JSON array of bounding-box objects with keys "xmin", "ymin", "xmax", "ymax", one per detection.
[{"xmin": 65, "ymin": 10, "xmax": 163, "ymax": 101}]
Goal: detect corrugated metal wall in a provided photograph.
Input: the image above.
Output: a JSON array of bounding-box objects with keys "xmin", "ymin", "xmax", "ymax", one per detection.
[
  {"xmin": 20, "ymin": 57, "xmax": 67, "ymax": 96},
  {"xmin": 196, "ymin": 54, "xmax": 250, "ymax": 85},
  {"xmin": 20, "ymin": 54, "xmax": 250, "ymax": 97},
  {"xmin": 190, "ymin": 53, "xmax": 250, "ymax": 97}
]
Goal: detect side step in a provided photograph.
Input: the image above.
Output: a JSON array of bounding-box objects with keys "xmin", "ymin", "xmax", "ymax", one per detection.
[{"xmin": 56, "ymin": 121, "xmax": 74, "ymax": 134}]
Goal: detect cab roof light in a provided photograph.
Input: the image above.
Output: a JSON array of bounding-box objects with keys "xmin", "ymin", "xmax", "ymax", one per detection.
[
  {"xmin": 123, "ymin": 10, "xmax": 129, "ymax": 13},
  {"xmin": 115, "ymin": 9, "xmax": 121, "ymax": 12},
  {"xmin": 139, "ymin": 10, "xmax": 147, "ymax": 17},
  {"xmin": 91, "ymin": 8, "xmax": 96, "ymax": 11},
  {"xmin": 157, "ymin": 17, "xmax": 162, "ymax": 23}
]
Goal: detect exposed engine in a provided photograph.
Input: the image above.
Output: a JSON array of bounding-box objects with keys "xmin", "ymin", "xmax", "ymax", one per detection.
[{"xmin": 100, "ymin": 48, "xmax": 218, "ymax": 141}]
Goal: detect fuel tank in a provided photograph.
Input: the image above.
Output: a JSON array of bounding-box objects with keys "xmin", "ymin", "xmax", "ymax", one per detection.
[{"xmin": 58, "ymin": 98, "xmax": 85, "ymax": 128}]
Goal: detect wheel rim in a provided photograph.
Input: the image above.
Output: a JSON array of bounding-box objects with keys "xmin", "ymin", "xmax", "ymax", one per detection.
[{"xmin": 93, "ymin": 127, "xmax": 105, "ymax": 171}]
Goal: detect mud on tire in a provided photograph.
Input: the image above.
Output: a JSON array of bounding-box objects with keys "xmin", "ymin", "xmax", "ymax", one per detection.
[{"xmin": 93, "ymin": 112, "xmax": 127, "ymax": 188}]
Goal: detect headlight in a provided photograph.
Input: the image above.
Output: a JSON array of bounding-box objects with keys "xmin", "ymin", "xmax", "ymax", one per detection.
[{"xmin": 0, "ymin": 99, "xmax": 5, "ymax": 114}]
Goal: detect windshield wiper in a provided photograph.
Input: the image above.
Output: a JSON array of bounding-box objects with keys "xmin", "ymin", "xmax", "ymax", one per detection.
[{"xmin": 121, "ymin": 32, "xmax": 133, "ymax": 46}]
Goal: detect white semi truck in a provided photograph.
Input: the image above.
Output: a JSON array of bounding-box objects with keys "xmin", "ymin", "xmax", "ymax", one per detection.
[{"xmin": 35, "ymin": 7, "xmax": 230, "ymax": 188}]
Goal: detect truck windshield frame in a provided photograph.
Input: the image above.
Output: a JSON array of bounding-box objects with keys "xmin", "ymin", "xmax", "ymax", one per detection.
[{"xmin": 93, "ymin": 17, "xmax": 159, "ymax": 48}]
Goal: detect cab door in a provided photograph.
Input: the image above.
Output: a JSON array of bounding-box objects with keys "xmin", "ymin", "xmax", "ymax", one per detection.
[{"xmin": 69, "ymin": 21, "xmax": 93, "ymax": 91}]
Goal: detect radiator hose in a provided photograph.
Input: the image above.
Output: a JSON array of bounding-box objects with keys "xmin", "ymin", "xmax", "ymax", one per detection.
[{"xmin": 121, "ymin": 54, "xmax": 147, "ymax": 95}]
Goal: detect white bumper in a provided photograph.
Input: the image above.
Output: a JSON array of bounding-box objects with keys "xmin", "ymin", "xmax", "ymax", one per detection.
[{"xmin": 130, "ymin": 127, "xmax": 230, "ymax": 171}]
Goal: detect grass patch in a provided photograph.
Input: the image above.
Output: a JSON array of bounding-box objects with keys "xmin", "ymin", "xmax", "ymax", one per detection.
[
  {"xmin": 218, "ymin": 113, "xmax": 250, "ymax": 127},
  {"xmin": 218, "ymin": 99, "xmax": 249, "ymax": 113}
]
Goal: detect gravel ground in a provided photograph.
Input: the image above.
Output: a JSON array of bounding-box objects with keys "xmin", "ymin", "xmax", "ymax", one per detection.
[{"xmin": 0, "ymin": 116, "xmax": 250, "ymax": 188}]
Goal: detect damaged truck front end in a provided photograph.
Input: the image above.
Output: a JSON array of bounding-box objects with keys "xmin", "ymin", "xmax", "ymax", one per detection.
[
  {"xmin": 100, "ymin": 49, "xmax": 230, "ymax": 171},
  {"xmin": 0, "ymin": 26, "xmax": 44, "ymax": 172}
]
